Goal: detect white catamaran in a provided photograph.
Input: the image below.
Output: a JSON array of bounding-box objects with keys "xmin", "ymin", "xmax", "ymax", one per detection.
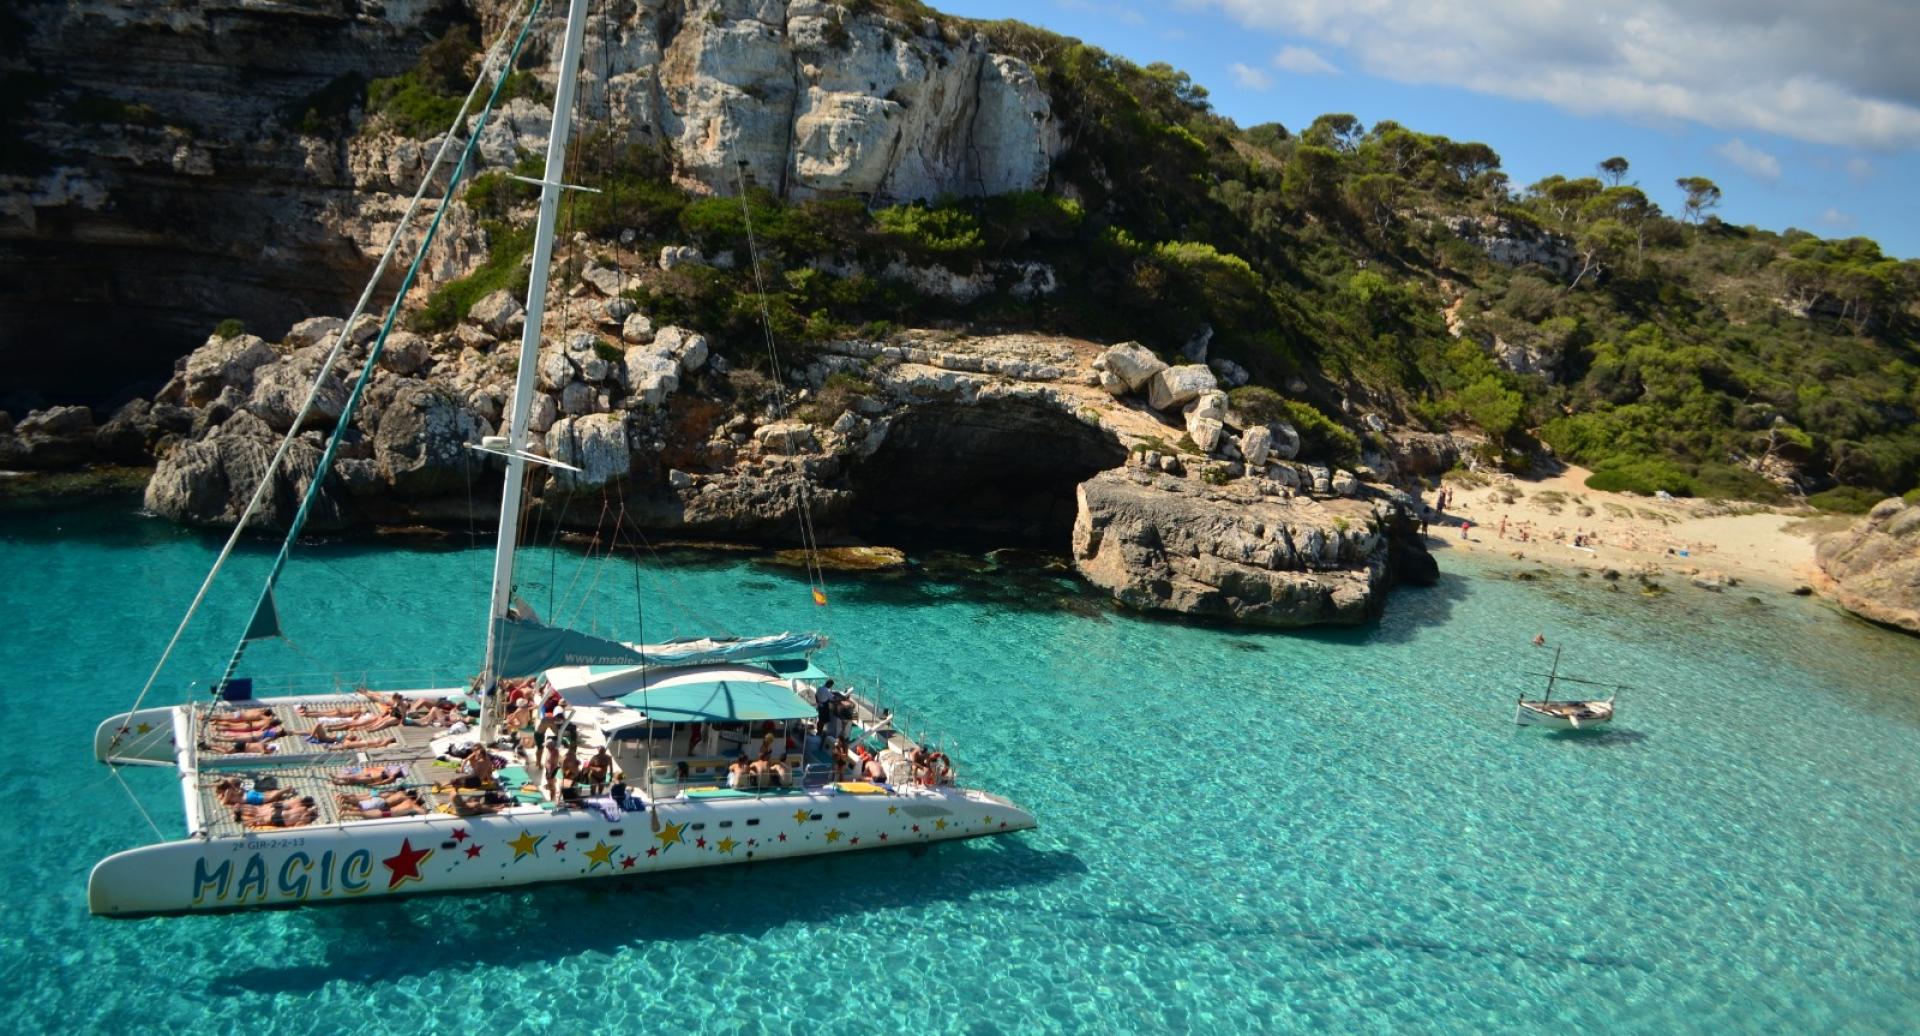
[{"xmin": 87, "ymin": 0, "xmax": 1033, "ymax": 917}]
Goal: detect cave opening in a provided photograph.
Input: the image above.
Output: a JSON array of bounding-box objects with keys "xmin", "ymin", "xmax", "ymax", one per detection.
[{"xmin": 846, "ymin": 401, "xmax": 1129, "ymax": 551}]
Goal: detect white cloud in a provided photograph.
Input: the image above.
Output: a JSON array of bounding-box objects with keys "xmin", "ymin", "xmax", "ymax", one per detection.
[
  {"xmin": 1820, "ymin": 208, "xmax": 1856, "ymax": 229},
  {"xmin": 1192, "ymin": 0, "xmax": 1920, "ymax": 150},
  {"xmin": 1229, "ymin": 62, "xmax": 1274, "ymax": 91},
  {"xmin": 1845, "ymin": 157, "xmax": 1875, "ymax": 182},
  {"xmin": 1716, "ymin": 138, "xmax": 1780, "ymax": 181},
  {"xmin": 1272, "ymin": 45, "xmax": 1339, "ymax": 76}
]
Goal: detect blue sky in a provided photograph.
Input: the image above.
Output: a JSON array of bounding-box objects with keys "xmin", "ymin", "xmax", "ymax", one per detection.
[{"xmin": 937, "ymin": 0, "xmax": 1920, "ymax": 258}]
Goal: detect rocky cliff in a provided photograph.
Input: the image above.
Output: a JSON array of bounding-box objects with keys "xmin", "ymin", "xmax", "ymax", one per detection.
[
  {"xmin": 1816, "ymin": 498, "xmax": 1920, "ymax": 635},
  {"xmin": 3, "ymin": 0, "xmax": 1059, "ymax": 405}
]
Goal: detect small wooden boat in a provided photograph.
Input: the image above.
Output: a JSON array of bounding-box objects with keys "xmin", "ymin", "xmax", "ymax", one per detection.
[{"xmin": 1515, "ymin": 647, "xmax": 1622, "ymax": 730}]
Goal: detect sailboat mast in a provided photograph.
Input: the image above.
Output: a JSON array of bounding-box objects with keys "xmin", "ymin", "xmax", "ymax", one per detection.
[{"xmin": 481, "ymin": 0, "xmax": 592, "ymax": 701}]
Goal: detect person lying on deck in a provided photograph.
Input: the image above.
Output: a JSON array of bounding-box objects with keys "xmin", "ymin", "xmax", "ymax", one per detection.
[
  {"xmin": 312, "ymin": 711, "xmax": 401, "ymax": 732},
  {"xmin": 331, "ymin": 765, "xmax": 407, "ymax": 786},
  {"xmin": 210, "ymin": 708, "xmax": 275, "ymax": 723},
  {"xmin": 208, "ymin": 725, "xmax": 284, "ymax": 744},
  {"xmin": 232, "ymin": 797, "xmax": 319, "ymax": 828},
  {"xmin": 297, "ymin": 702, "xmax": 378, "ymax": 718},
  {"xmin": 199, "ymin": 739, "xmax": 280, "ymax": 755},
  {"xmin": 212, "ymin": 778, "xmax": 297, "ymax": 807},
  {"xmin": 307, "ymin": 730, "xmax": 400, "ymax": 751},
  {"xmin": 335, "ymin": 789, "xmax": 428, "ymax": 818},
  {"xmin": 452, "ymin": 789, "xmax": 513, "ymax": 816},
  {"xmin": 208, "ymin": 714, "xmax": 279, "ymax": 733}
]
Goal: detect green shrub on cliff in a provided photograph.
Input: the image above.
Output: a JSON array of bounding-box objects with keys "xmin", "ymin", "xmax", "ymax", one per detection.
[{"xmin": 410, "ymin": 221, "xmax": 533, "ymax": 332}]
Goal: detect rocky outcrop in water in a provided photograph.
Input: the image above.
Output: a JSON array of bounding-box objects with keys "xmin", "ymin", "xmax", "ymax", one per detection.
[
  {"xmin": 1072, "ymin": 466, "xmax": 1423, "ymax": 627},
  {"xmin": 1816, "ymin": 498, "xmax": 1920, "ymax": 635}
]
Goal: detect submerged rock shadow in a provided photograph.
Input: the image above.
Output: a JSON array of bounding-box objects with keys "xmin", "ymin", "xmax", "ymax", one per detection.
[
  {"xmin": 207, "ymin": 837, "xmax": 1086, "ymax": 995},
  {"xmin": 1546, "ymin": 727, "xmax": 1649, "ymax": 747}
]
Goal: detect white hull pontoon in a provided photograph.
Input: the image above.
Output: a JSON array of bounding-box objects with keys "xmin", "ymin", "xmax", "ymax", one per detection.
[{"xmin": 1514, "ymin": 698, "xmax": 1615, "ymax": 729}]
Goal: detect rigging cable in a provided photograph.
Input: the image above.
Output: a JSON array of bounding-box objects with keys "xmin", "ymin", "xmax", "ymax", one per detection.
[
  {"xmin": 109, "ymin": 0, "xmax": 545, "ymax": 743},
  {"xmin": 730, "ymin": 158, "xmax": 831, "ymax": 605}
]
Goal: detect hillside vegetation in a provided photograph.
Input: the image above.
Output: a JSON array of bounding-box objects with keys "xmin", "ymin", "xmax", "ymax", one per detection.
[{"xmin": 393, "ymin": 11, "xmax": 1919, "ymax": 507}]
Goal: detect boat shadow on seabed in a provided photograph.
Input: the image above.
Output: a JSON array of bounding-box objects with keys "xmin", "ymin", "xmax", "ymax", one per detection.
[
  {"xmin": 1545, "ymin": 727, "xmax": 1649, "ymax": 747},
  {"xmin": 207, "ymin": 838, "xmax": 1086, "ymax": 994}
]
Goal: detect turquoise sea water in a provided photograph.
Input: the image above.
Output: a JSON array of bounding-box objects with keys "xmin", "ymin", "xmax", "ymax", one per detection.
[{"xmin": 2, "ymin": 502, "xmax": 1917, "ymax": 1034}]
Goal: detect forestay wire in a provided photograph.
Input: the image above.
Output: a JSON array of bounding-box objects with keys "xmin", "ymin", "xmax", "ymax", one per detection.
[
  {"xmin": 109, "ymin": 0, "xmax": 546, "ymax": 748},
  {"xmin": 211, "ymin": 1, "xmax": 549, "ymax": 696},
  {"xmin": 730, "ymin": 159, "xmax": 831, "ymax": 606}
]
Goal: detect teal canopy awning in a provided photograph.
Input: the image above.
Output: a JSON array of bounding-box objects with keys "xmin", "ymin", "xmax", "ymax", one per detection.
[{"xmin": 616, "ymin": 680, "xmax": 815, "ymax": 724}]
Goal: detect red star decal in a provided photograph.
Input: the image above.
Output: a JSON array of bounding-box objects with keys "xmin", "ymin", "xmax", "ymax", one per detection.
[
  {"xmin": 777, "ymin": 833, "xmax": 787, "ymax": 842},
  {"xmin": 695, "ymin": 837, "xmax": 707, "ymax": 849},
  {"xmin": 451, "ymin": 828, "xmax": 469, "ymax": 843},
  {"xmin": 1000, "ymin": 821, "xmax": 1008, "ymax": 828},
  {"xmin": 747, "ymin": 839, "xmax": 757, "ymax": 846},
  {"xmin": 553, "ymin": 840, "xmax": 568, "ymax": 852},
  {"xmin": 850, "ymin": 837, "xmax": 860, "ymax": 844},
  {"xmin": 621, "ymin": 856, "xmax": 637, "ymax": 869},
  {"xmin": 879, "ymin": 833, "xmax": 888, "ymax": 841},
  {"xmin": 381, "ymin": 838, "xmax": 434, "ymax": 889},
  {"xmin": 465, "ymin": 844, "xmax": 483, "ymax": 859},
  {"xmin": 646, "ymin": 846, "xmax": 659, "ymax": 857},
  {"xmin": 911, "ymin": 825, "xmax": 920, "ymax": 833}
]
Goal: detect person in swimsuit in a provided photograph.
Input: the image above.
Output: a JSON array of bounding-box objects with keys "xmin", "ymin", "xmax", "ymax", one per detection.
[
  {"xmin": 728, "ymin": 755, "xmax": 751, "ymax": 790},
  {"xmin": 313, "ymin": 711, "xmax": 401, "ymax": 732},
  {"xmin": 233, "ymin": 797, "xmax": 319, "ymax": 828},
  {"xmin": 309, "ymin": 731, "xmax": 399, "ymax": 751},
  {"xmin": 452, "ymin": 745, "xmax": 497, "ymax": 790},
  {"xmin": 830, "ymin": 739, "xmax": 853, "ymax": 782},
  {"xmin": 212, "ymin": 778, "xmax": 296, "ymax": 807},
  {"xmin": 209, "ymin": 724, "xmax": 283, "ymax": 744},
  {"xmin": 334, "ymin": 789, "xmax": 427, "ymax": 818},
  {"xmin": 331, "ymin": 766, "xmax": 406, "ymax": 786},
  {"xmin": 200, "ymin": 739, "xmax": 280, "ymax": 755}
]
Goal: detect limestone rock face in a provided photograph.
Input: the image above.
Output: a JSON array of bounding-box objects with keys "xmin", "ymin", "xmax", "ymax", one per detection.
[
  {"xmin": 469, "ymin": 290, "xmax": 526, "ymax": 338},
  {"xmin": 144, "ymin": 412, "xmax": 348, "ymax": 529},
  {"xmin": 1070, "ymin": 469, "xmax": 1406, "ymax": 627},
  {"xmin": 1146, "ymin": 364, "xmax": 1219, "ymax": 412},
  {"xmin": 1817, "ymin": 498, "xmax": 1920, "ymax": 635},
  {"xmin": 183, "ymin": 334, "xmax": 276, "ymax": 407},
  {"xmin": 546, "ymin": 413, "xmax": 632, "ymax": 490},
  {"xmin": 246, "ymin": 350, "xmax": 349, "ymax": 432},
  {"xmin": 373, "ymin": 382, "xmax": 494, "ymax": 497}
]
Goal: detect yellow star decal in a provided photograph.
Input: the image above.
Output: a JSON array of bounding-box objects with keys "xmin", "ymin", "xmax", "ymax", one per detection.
[
  {"xmin": 824, "ymin": 828, "xmax": 843, "ymax": 843},
  {"xmin": 887, "ymin": 805, "xmax": 898, "ymax": 815},
  {"xmin": 715, "ymin": 837, "xmax": 737, "ymax": 855},
  {"xmin": 584, "ymin": 840, "xmax": 618, "ymax": 871},
  {"xmin": 934, "ymin": 818, "xmax": 948, "ymax": 831},
  {"xmin": 135, "ymin": 722, "xmax": 154, "ymax": 735},
  {"xmin": 656, "ymin": 820, "xmax": 687, "ymax": 850},
  {"xmin": 508, "ymin": 830, "xmax": 545, "ymax": 860},
  {"xmin": 792, "ymin": 808, "xmax": 813, "ymax": 824}
]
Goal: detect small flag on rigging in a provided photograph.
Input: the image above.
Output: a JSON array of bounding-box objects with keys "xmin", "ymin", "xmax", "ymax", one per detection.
[{"xmin": 811, "ymin": 588, "xmax": 828, "ymax": 606}]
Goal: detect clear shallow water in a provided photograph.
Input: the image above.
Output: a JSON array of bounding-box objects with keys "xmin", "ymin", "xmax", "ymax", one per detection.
[{"xmin": 2, "ymin": 503, "xmax": 1917, "ymax": 1034}]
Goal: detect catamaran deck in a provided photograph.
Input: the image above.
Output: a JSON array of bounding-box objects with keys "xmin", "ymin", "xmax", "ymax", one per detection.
[{"xmin": 188, "ymin": 688, "xmax": 930, "ymax": 840}]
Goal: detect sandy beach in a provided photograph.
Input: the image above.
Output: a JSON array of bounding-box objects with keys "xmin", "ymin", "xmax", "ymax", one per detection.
[{"xmin": 1414, "ymin": 464, "xmax": 1847, "ymax": 594}]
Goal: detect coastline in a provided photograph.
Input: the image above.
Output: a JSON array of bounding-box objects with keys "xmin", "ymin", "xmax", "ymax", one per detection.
[{"xmin": 1418, "ymin": 464, "xmax": 1844, "ymax": 595}]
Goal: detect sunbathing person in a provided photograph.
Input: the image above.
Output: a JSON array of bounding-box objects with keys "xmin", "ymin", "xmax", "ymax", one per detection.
[
  {"xmin": 308, "ymin": 729, "xmax": 399, "ymax": 751},
  {"xmin": 451, "ymin": 745, "xmax": 497, "ymax": 790},
  {"xmin": 233, "ymin": 797, "xmax": 319, "ymax": 828},
  {"xmin": 297, "ymin": 701, "xmax": 378, "ymax": 718},
  {"xmin": 331, "ymin": 765, "xmax": 407, "ymax": 786},
  {"xmin": 209, "ymin": 725, "xmax": 284, "ymax": 745},
  {"xmin": 212, "ymin": 778, "xmax": 296, "ymax": 807},
  {"xmin": 452, "ymin": 789, "xmax": 513, "ymax": 816},
  {"xmin": 313, "ymin": 710, "xmax": 401, "ymax": 732},
  {"xmin": 337, "ymin": 790, "xmax": 429, "ymax": 818},
  {"xmin": 210, "ymin": 707, "xmax": 275, "ymax": 723},
  {"xmin": 199, "ymin": 739, "xmax": 279, "ymax": 755}
]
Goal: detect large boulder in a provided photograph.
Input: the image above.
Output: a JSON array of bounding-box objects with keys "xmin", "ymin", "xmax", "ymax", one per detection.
[
  {"xmin": 1102, "ymin": 342, "xmax": 1166, "ymax": 393},
  {"xmin": 246, "ymin": 350, "xmax": 349, "ymax": 432},
  {"xmin": 182, "ymin": 334, "xmax": 275, "ymax": 406},
  {"xmin": 1240, "ymin": 426, "xmax": 1273, "ymax": 469},
  {"xmin": 372, "ymin": 382, "xmax": 494, "ymax": 496},
  {"xmin": 1816, "ymin": 498, "xmax": 1920, "ymax": 635},
  {"xmin": 467, "ymin": 290, "xmax": 524, "ymax": 337},
  {"xmin": 0, "ymin": 405, "xmax": 98, "ymax": 469},
  {"xmin": 546, "ymin": 413, "xmax": 631, "ymax": 489},
  {"xmin": 1146, "ymin": 364, "xmax": 1219, "ymax": 412},
  {"xmin": 143, "ymin": 411, "xmax": 348, "ymax": 529}
]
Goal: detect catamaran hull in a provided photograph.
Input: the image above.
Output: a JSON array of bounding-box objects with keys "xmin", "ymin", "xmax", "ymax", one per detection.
[{"xmin": 88, "ymin": 787, "xmax": 1033, "ymax": 917}]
